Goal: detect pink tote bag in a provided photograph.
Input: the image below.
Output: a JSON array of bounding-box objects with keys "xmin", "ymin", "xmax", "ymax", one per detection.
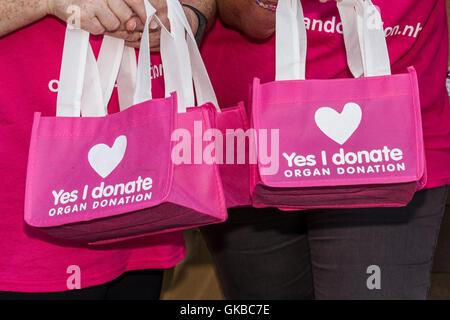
[
  {"xmin": 24, "ymin": 0, "xmax": 226, "ymax": 244},
  {"xmin": 169, "ymin": 2, "xmax": 253, "ymax": 209},
  {"xmin": 216, "ymin": 103, "xmax": 253, "ymax": 208},
  {"xmin": 250, "ymin": 0, "xmax": 426, "ymax": 210}
]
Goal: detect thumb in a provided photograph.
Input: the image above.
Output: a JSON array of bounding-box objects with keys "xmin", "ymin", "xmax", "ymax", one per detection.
[{"xmin": 125, "ymin": 16, "xmax": 145, "ymax": 32}]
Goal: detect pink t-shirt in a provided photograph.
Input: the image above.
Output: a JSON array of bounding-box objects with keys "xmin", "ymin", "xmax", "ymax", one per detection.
[
  {"xmin": 202, "ymin": 0, "xmax": 450, "ymax": 188},
  {"xmin": 0, "ymin": 17, "xmax": 185, "ymax": 293}
]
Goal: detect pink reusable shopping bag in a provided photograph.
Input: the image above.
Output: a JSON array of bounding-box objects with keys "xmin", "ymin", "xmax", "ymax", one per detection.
[
  {"xmin": 250, "ymin": 0, "xmax": 426, "ymax": 210},
  {"xmin": 24, "ymin": 0, "xmax": 227, "ymax": 244},
  {"xmin": 169, "ymin": 1, "xmax": 253, "ymax": 209},
  {"xmin": 216, "ymin": 103, "xmax": 253, "ymax": 208}
]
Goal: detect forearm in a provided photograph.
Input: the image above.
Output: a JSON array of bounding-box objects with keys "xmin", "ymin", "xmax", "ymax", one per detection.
[
  {"xmin": 0, "ymin": 0, "xmax": 49, "ymax": 37},
  {"xmin": 216, "ymin": 0, "xmax": 276, "ymax": 40},
  {"xmin": 181, "ymin": 0, "xmax": 216, "ymax": 31}
]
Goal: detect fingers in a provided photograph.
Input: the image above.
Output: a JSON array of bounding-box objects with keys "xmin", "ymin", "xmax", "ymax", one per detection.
[
  {"xmin": 125, "ymin": 41, "xmax": 160, "ymax": 52},
  {"xmin": 107, "ymin": 0, "xmax": 134, "ymax": 29},
  {"xmin": 126, "ymin": 16, "xmax": 145, "ymax": 32},
  {"xmin": 64, "ymin": 0, "xmax": 165, "ymax": 51},
  {"xmin": 125, "ymin": 41, "xmax": 142, "ymax": 49},
  {"xmin": 124, "ymin": 32, "xmax": 161, "ymax": 53},
  {"xmin": 86, "ymin": 17, "xmax": 107, "ymax": 35},
  {"xmin": 152, "ymin": 0, "xmax": 170, "ymax": 31},
  {"xmin": 149, "ymin": 32, "xmax": 161, "ymax": 51},
  {"xmin": 154, "ymin": 13, "xmax": 170, "ymax": 32},
  {"xmin": 105, "ymin": 30, "xmax": 142, "ymax": 42},
  {"xmin": 94, "ymin": 1, "xmax": 121, "ymax": 32},
  {"xmin": 123, "ymin": 0, "xmax": 170, "ymax": 31},
  {"xmin": 124, "ymin": 0, "xmax": 168, "ymax": 52},
  {"xmin": 123, "ymin": 0, "xmax": 147, "ymax": 26}
]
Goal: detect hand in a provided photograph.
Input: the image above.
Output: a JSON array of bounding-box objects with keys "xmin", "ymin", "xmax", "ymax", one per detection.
[
  {"xmin": 217, "ymin": 0, "xmax": 343, "ymax": 41},
  {"xmin": 217, "ymin": 0, "xmax": 276, "ymax": 40},
  {"xmin": 46, "ymin": 0, "xmax": 145, "ymax": 41},
  {"xmin": 124, "ymin": 0, "xmax": 200, "ymax": 51}
]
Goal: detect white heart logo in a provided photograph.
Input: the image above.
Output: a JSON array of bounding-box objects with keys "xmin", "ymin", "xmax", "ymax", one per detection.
[
  {"xmin": 314, "ymin": 102, "xmax": 362, "ymax": 145},
  {"xmin": 88, "ymin": 135, "xmax": 127, "ymax": 178}
]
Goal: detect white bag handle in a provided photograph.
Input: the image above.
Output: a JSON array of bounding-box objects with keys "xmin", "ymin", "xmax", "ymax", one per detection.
[
  {"xmin": 159, "ymin": 0, "xmax": 195, "ymax": 113},
  {"xmin": 57, "ymin": 31, "xmax": 129, "ymax": 116},
  {"xmin": 116, "ymin": 46, "xmax": 138, "ymax": 111},
  {"xmin": 98, "ymin": 0, "xmax": 216, "ymax": 114},
  {"xmin": 98, "ymin": 0, "xmax": 178, "ymax": 112},
  {"xmin": 56, "ymin": 27, "xmax": 92, "ymax": 116},
  {"xmin": 98, "ymin": 0, "xmax": 197, "ymax": 114},
  {"xmin": 163, "ymin": 0, "xmax": 219, "ymax": 112},
  {"xmin": 56, "ymin": 2, "xmax": 157, "ymax": 117},
  {"xmin": 275, "ymin": 0, "xmax": 391, "ymax": 81},
  {"xmin": 102, "ymin": 0, "xmax": 215, "ymax": 112},
  {"xmin": 58, "ymin": 0, "xmax": 219, "ymax": 116},
  {"xmin": 133, "ymin": 0, "xmax": 157, "ymax": 105},
  {"xmin": 97, "ymin": 36, "xmax": 137, "ymax": 112},
  {"xmin": 275, "ymin": 0, "xmax": 307, "ymax": 81},
  {"xmin": 337, "ymin": 0, "xmax": 391, "ymax": 77}
]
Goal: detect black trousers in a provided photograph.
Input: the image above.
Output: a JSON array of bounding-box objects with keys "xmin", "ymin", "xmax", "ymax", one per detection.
[
  {"xmin": 201, "ymin": 186, "xmax": 449, "ymax": 300},
  {"xmin": 0, "ymin": 269, "xmax": 163, "ymax": 300}
]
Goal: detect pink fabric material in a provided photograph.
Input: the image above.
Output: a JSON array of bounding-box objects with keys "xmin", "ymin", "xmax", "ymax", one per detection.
[
  {"xmin": 255, "ymin": 182, "xmax": 418, "ymax": 210},
  {"xmin": 0, "ymin": 17, "xmax": 186, "ymax": 292},
  {"xmin": 25, "ymin": 95, "xmax": 226, "ymax": 243},
  {"xmin": 250, "ymin": 66, "xmax": 426, "ymax": 209},
  {"xmin": 215, "ymin": 102, "xmax": 252, "ymax": 208},
  {"xmin": 201, "ymin": 0, "xmax": 450, "ymax": 189}
]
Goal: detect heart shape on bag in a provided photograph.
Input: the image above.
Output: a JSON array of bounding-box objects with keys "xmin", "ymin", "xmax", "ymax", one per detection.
[
  {"xmin": 88, "ymin": 135, "xmax": 127, "ymax": 178},
  {"xmin": 314, "ymin": 102, "xmax": 362, "ymax": 145}
]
